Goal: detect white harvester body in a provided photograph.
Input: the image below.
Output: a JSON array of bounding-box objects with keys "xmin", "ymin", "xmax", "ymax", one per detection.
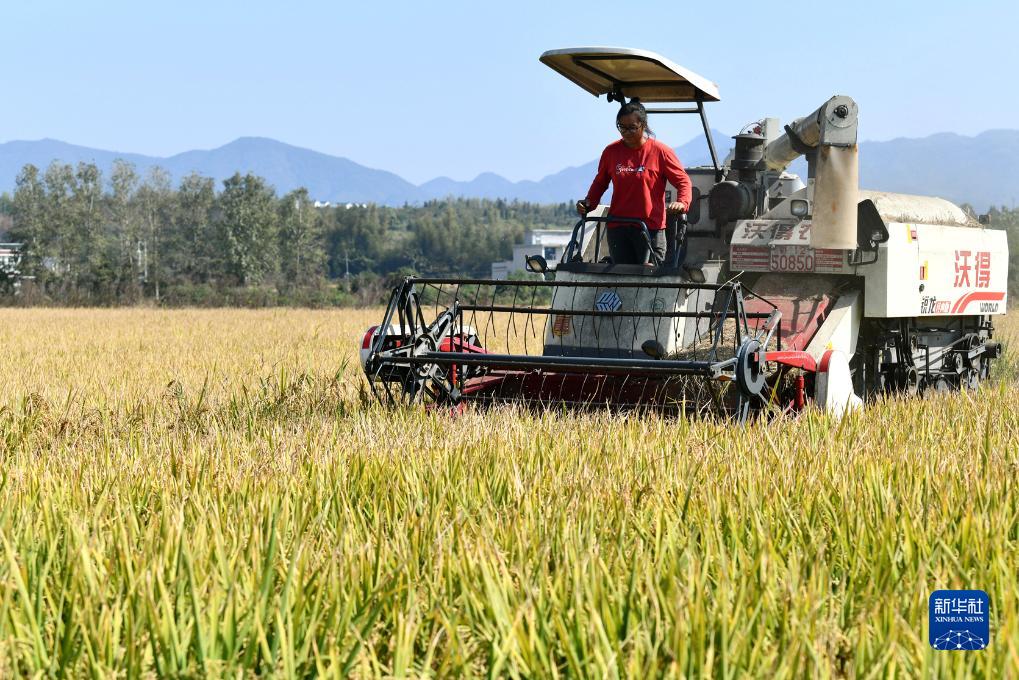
[{"xmin": 361, "ymin": 47, "xmax": 1009, "ymax": 417}]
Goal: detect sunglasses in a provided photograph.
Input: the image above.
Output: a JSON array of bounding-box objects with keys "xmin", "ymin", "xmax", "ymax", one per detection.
[{"xmin": 616, "ymin": 123, "xmax": 642, "ymax": 133}]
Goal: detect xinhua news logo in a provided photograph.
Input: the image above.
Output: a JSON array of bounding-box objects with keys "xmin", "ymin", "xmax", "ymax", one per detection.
[{"xmin": 929, "ymin": 590, "xmax": 989, "ymax": 650}]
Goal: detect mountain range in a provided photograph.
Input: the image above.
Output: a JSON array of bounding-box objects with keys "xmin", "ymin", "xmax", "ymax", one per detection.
[{"xmin": 1, "ymin": 130, "xmax": 1016, "ymax": 211}]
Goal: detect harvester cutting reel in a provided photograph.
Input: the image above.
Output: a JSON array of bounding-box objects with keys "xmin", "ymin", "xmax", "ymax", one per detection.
[{"xmin": 360, "ymin": 277, "xmax": 851, "ymax": 422}]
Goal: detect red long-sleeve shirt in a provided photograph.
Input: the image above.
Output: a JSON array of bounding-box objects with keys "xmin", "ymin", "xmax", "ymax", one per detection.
[{"xmin": 584, "ymin": 138, "xmax": 692, "ymax": 231}]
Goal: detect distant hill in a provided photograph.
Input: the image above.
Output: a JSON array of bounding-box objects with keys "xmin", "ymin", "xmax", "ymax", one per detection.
[
  {"xmin": 1, "ymin": 130, "xmax": 1017, "ymax": 211},
  {"xmin": 0, "ymin": 137, "xmax": 417, "ymax": 205},
  {"xmin": 858, "ymin": 130, "xmax": 1019, "ymax": 211}
]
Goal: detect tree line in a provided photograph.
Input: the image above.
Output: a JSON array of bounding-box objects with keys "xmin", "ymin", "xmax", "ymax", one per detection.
[
  {"xmin": 0, "ymin": 160, "xmax": 574, "ymax": 306},
  {"xmin": 1, "ymin": 159, "xmax": 1017, "ymax": 307}
]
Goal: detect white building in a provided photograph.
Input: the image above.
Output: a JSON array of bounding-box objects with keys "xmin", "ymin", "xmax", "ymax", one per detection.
[
  {"xmin": 490, "ymin": 229, "xmax": 575, "ymax": 279},
  {"xmin": 0, "ymin": 243, "xmax": 21, "ymax": 275}
]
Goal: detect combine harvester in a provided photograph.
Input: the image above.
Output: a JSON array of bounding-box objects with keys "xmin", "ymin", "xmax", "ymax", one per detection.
[{"xmin": 361, "ymin": 47, "xmax": 1008, "ymax": 420}]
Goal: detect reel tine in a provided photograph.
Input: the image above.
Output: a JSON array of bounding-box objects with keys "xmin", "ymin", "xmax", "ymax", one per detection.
[{"xmin": 734, "ymin": 396, "xmax": 750, "ymax": 425}]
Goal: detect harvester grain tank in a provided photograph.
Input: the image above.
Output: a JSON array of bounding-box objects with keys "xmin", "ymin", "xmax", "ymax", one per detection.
[{"xmin": 360, "ymin": 47, "xmax": 1008, "ymax": 418}]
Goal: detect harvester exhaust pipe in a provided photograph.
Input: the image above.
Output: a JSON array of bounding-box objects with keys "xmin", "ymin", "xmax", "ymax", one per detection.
[{"xmin": 764, "ymin": 96, "xmax": 859, "ymax": 250}]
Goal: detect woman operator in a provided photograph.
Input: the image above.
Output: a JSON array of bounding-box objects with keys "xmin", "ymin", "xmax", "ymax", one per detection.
[{"xmin": 576, "ymin": 99, "xmax": 691, "ymax": 265}]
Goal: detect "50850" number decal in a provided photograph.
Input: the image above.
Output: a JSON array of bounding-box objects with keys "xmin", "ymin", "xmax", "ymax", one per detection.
[{"xmin": 770, "ymin": 246, "xmax": 815, "ymax": 272}]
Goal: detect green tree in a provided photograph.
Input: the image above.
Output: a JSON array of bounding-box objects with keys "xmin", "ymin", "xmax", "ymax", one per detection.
[
  {"xmin": 9, "ymin": 165, "xmax": 47, "ymax": 281},
  {"xmin": 168, "ymin": 172, "xmax": 217, "ymax": 284},
  {"xmin": 136, "ymin": 167, "xmax": 174, "ymax": 300},
  {"xmin": 68, "ymin": 162, "xmax": 109, "ymax": 298},
  {"xmin": 42, "ymin": 162, "xmax": 77, "ymax": 292},
  {"xmin": 987, "ymin": 207, "xmax": 1019, "ymax": 302},
  {"xmin": 215, "ymin": 173, "xmax": 279, "ymax": 286},
  {"xmin": 278, "ymin": 188, "xmax": 325, "ymax": 288},
  {"xmin": 107, "ymin": 159, "xmax": 141, "ymax": 298},
  {"xmin": 324, "ymin": 205, "xmax": 385, "ymax": 277}
]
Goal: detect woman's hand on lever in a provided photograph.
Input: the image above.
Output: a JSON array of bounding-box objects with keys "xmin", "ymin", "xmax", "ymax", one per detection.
[
  {"xmin": 666, "ymin": 201, "xmax": 686, "ymax": 214},
  {"xmin": 576, "ymin": 199, "xmax": 590, "ymax": 216}
]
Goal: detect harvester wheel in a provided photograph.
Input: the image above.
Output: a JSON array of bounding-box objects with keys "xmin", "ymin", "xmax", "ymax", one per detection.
[
  {"xmin": 962, "ymin": 368, "xmax": 980, "ymax": 391},
  {"xmin": 735, "ymin": 338, "xmax": 767, "ymax": 400},
  {"xmin": 903, "ymin": 366, "xmax": 920, "ymax": 396}
]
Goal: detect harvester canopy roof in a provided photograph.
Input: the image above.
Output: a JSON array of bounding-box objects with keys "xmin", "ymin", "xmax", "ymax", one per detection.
[{"xmin": 539, "ymin": 47, "xmax": 720, "ymax": 103}]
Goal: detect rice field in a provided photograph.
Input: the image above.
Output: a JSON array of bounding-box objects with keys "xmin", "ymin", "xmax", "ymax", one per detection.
[{"xmin": 0, "ymin": 307, "xmax": 1016, "ymax": 677}]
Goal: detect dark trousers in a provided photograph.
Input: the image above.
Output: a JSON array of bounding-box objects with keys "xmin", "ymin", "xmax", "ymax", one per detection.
[{"xmin": 607, "ymin": 226, "xmax": 667, "ymax": 265}]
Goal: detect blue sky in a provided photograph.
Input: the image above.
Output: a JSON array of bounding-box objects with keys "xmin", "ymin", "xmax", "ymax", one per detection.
[{"xmin": 2, "ymin": 0, "xmax": 1016, "ymax": 184}]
